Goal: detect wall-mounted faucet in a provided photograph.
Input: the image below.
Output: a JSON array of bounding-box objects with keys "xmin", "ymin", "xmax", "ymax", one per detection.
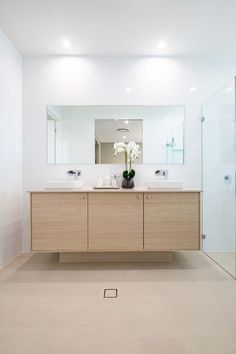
[
  {"xmin": 155, "ymin": 170, "xmax": 168, "ymax": 179},
  {"xmin": 66, "ymin": 170, "xmax": 81, "ymax": 177}
]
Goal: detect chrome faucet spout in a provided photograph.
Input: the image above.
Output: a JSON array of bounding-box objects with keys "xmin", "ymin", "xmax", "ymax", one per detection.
[
  {"xmin": 155, "ymin": 170, "xmax": 168, "ymax": 179},
  {"xmin": 66, "ymin": 170, "xmax": 81, "ymax": 177}
]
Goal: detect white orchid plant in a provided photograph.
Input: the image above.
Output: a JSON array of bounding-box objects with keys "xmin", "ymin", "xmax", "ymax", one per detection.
[{"xmin": 113, "ymin": 141, "xmax": 141, "ymax": 181}]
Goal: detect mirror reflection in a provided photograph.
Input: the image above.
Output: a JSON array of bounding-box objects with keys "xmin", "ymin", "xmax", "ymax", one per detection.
[
  {"xmin": 143, "ymin": 106, "xmax": 184, "ymax": 164},
  {"xmin": 95, "ymin": 119, "xmax": 143, "ymax": 164},
  {"xmin": 47, "ymin": 105, "xmax": 184, "ymax": 165}
]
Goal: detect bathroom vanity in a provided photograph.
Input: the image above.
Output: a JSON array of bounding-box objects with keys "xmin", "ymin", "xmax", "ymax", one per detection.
[{"xmin": 30, "ymin": 189, "xmax": 200, "ymax": 253}]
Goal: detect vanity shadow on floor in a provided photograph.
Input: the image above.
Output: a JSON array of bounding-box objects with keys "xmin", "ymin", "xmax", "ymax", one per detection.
[{"xmin": 4, "ymin": 251, "xmax": 228, "ymax": 283}]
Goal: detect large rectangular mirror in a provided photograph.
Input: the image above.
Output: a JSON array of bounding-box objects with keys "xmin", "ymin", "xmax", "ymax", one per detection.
[{"xmin": 47, "ymin": 105, "xmax": 184, "ymax": 165}]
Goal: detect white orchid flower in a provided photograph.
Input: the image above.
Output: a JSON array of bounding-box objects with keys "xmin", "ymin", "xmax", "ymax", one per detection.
[
  {"xmin": 116, "ymin": 146, "xmax": 125, "ymax": 153},
  {"xmin": 127, "ymin": 141, "xmax": 137, "ymax": 150},
  {"xmin": 113, "ymin": 141, "xmax": 141, "ymax": 170},
  {"xmin": 116, "ymin": 142, "xmax": 126, "ymax": 148}
]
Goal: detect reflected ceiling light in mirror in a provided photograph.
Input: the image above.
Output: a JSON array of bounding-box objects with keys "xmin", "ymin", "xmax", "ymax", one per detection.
[
  {"xmin": 62, "ymin": 39, "xmax": 71, "ymax": 48},
  {"xmin": 116, "ymin": 128, "xmax": 130, "ymax": 133},
  {"xmin": 189, "ymin": 86, "xmax": 197, "ymax": 92},
  {"xmin": 227, "ymin": 87, "xmax": 233, "ymax": 92},
  {"xmin": 122, "ymin": 136, "xmax": 126, "ymax": 140},
  {"xmin": 157, "ymin": 40, "xmax": 167, "ymax": 50},
  {"xmin": 125, "ymin": 87, "xmax": 132, "ymax": 93},
  {"xmin": 124, "ymin": 120, "xmax": 129, "ymax": 124}
]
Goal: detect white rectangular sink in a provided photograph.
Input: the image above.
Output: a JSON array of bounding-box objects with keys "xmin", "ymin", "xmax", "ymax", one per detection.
[
  {"xmin": 147, "ymin": 180, "xmax": 183, "ymax": 189},
  {"xmin": 45, "ymin": 180, "xmax": 84, "ymax": 190}
]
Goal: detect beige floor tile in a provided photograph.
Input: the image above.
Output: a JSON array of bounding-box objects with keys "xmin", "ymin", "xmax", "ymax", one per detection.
[
  {"xmin": 0, "ymin": 338, "xmax": 41, "ymax": 354},
  {"xmin": 0, "ymin": 251, "xmax": 236, "ymax": 353},
  {"xmin": 0, "ymin": 303, "xmax": 50, "ymax": 338},
  {"xmin": 0, "ymin": 337, "xmax": 186, "ymax": 354},
  {"xmin": 0, "ymin": 336, "xmax": 235, "ymax": 354},
  {"xmin": 183, "ymin": 337, "xmax": 236, "ymax": 354},
  {"xmin": 43, "ymin": 299, "xmax": 173, "ymax": 338}
]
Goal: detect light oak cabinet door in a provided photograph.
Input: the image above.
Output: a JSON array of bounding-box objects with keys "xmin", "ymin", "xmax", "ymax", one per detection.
[
  {"xmin": 88, "ymin": 193, "xmax": 143, "ymax": 251},
  {"xmin": 31, "ymin": 193, "xmax": 87, "ymax": 251},
  {"xmin": 144, "ymin": 192, "xmax": 200, "ymax": 250}
]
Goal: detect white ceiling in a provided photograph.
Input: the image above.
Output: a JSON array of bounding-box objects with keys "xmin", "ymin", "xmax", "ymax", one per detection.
[{"xmin": 0, "ymin": 0, "xmax": 236, "ymax": 56}]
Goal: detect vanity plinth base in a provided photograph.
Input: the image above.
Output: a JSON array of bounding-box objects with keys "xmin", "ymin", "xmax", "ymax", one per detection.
[{"xmin": 59, "ymin": 251, "xmax": 174, "ymax": 263}]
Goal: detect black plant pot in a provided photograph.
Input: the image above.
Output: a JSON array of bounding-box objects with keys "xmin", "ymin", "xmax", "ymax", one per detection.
[{"xmin": 122, "ymin": 178, "xmax": 134, "ymax": 189}]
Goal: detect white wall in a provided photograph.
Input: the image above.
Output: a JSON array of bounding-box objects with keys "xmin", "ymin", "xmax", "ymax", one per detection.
[
  {"xmin": 0, "ymin": 31, "xmax": 22, "ymax": 267},
  {"xmin": 22, "ymin": 55, "xmax": 236, "ymax": 252}
]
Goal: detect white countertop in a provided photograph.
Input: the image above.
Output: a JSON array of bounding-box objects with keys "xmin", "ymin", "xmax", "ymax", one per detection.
[{"xmin": 29, "ymin": 187, "xmax": 201, "ymax": 193}]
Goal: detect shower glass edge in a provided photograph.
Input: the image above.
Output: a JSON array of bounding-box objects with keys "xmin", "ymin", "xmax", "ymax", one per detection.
[{"xmin": 201, "ymin": 77, "xmax": 236, "ymax": 278}]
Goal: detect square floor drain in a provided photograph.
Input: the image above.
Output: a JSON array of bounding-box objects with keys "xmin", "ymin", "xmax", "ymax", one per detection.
[{"xmin": 104, "ymin": 289, "xmax": 118, "ymax": 298}]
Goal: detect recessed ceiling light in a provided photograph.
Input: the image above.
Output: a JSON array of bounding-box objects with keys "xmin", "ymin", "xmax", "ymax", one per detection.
[
  {"xmin": 126, "ymin": 87, "xmax": 132, "ymax": 93},
  {"xmin": 124, "ymin": 120, "xmax": 129, "ymax": 124},
  {"xmin": 62, "ymin": 39, "xmax": 71, "ymax": 48},
  {"xmin": 189, "ymin": 86, "xmax": 197, "ymax": 92},
  {"xmin": 227, "ymin": 87, "xmax": 233, "ymax": 92},
  {"xmin": 157, "ymin": 41, "xmax": 166, "ymax": 50},
  {"xmin": 123, "ymin": 136, "xmax": 126, "ymax": 139}
]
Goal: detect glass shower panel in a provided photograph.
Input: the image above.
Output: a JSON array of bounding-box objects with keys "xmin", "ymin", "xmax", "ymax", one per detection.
[{"xmin": 202, "ymin": 78, "xmax": 236, "ymax": 278}]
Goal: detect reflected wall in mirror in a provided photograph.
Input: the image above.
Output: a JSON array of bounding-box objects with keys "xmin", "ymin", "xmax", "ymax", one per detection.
[
  {"xmin": 95, "ymin": 119, "xmax": 143, "ymax": 164},
  {"xmin": 47, "ymin": 105, "xmax": 184, "ymax": 165},
  {"xmin": 47, "ymin": 106, "xmax": 94, "ymax": 164},
  {"xmin": 142, "ymin": 106, "xmax": 184, "ymax": 164}
]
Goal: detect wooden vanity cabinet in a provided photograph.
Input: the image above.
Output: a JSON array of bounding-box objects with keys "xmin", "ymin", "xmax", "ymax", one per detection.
[
  {"xmin": 88, "ymin": 192, "xmax": 143, "ymax": 251},
  {"xmin": 31, "ymin": 192, "xmax": 87, "ymax": 251},
  {"xmin": 31, "ymin": 191, "xmax": 200, "ymax": 252},
  {"xmin": 144, "ymin": 192, "xmax": 200, "ymax": 250}
]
